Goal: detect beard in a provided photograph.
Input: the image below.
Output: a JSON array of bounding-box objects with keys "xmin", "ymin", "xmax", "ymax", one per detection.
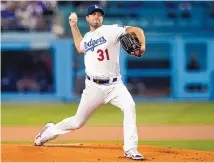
[{"xmin": 90, "ymin": 19, "xmax": 102, "ymax": 28}]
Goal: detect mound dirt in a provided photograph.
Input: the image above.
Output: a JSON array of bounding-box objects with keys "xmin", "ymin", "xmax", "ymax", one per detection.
[{"xmin": 2, "ymin": 143, "xmax": 214, "ymax": 162}]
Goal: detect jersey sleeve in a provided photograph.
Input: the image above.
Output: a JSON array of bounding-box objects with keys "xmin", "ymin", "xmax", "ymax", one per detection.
[{"xmin": 112, "ymin": 24, "xmax": 131, "ymax": 43}]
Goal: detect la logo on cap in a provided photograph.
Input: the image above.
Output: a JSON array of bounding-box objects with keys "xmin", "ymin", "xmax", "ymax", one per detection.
[{"xmin": 95, "ymin": 5, "xmax": 99, "ymax": 8}]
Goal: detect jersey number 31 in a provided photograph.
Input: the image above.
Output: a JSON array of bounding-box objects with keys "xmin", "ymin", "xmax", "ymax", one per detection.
[{"xmin": 97, "ymin": 49, "xmax": 110, "ymax": 61}]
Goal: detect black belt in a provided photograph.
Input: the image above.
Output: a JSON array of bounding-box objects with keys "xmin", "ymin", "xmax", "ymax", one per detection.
[{"xmin": 86, "ymin": 75, "xmax": 117, "ymax": 84}]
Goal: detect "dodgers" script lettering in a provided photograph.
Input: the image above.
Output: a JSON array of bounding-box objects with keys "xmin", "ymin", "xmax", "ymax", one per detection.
[{"xmin": 84, "ymin": 37, "xmax": 107, "ymax": 52}]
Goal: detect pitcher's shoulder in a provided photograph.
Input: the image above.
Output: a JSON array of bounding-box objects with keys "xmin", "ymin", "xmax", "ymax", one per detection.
[
  {"xmin": 100, "ymin": 25, "xmax": 120, "ymax": 32},
  {"xmin": 102, "ymin": 24, "xmax": 120, "ymax": 28}
]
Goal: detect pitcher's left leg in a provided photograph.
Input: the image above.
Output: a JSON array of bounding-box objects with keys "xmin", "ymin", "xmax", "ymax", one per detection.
[
  {"xmin": 107, "ymin": 83, "xmax": 138, "ymax": 151},
  {"xmin": 107, "ymin": 83, "xmax": 144, "ymax": 160}
]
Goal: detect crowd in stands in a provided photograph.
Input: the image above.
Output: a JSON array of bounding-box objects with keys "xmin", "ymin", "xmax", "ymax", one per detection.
[
  {"xmin": 1, "ymin": 1, "xmax": 57, "ymax": 31},
  {"xmin": 1, "ymin": 1, "xmax": 213, "ymax": 32}
]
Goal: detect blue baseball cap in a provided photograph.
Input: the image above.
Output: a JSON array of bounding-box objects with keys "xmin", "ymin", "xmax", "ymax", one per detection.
[{"xmin": 87, "ymin": 5, "xmax": 105, "ymax": 16}]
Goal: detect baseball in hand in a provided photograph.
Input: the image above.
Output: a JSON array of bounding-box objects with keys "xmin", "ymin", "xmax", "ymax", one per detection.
[{"xmin": 69, "ymin": 12, "xmax": 78, "ymax": 26}]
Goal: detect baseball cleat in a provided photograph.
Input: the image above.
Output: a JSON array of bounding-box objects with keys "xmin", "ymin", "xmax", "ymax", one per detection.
[
  {"xmin": 124, "ymin": 148, "xmax": 145, "ymax": 160},
  {"xmin": 34, "ymin": 122, "xmax": 55, "ymax": 146}
]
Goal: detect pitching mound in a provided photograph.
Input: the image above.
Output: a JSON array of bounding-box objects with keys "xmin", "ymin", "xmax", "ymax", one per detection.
[{"xmin": 2, "ymin": 143, "xmax": 214, "ymax": 162}]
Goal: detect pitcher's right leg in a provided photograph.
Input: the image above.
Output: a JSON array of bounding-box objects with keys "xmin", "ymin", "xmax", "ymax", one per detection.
[{"xmin": 35, "ymin": 80, "xmax": 104, "ymax": 146}]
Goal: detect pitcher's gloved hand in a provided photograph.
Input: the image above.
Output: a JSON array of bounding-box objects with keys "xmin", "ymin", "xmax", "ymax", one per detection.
[{"xmin": 120, "ymin": 34, "xmax": 142, "ymax": 57}]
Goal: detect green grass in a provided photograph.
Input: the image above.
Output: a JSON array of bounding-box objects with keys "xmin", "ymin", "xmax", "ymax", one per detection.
[
  {"xmin": 1, "ymin": 102, "xmax": 214, "ymax": 126},
  {"xmin": 139, "ymin": 140, "xmax": 214, "ymax": 152},
  {"xmin": 1, "ymin": 140, "xmax": 214, "ymax": 152}
]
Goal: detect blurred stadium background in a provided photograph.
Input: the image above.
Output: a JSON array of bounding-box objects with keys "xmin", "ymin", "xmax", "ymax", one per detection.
[{"xmin": 1, "ymin": 0, "xmax": 214, "ymax": 102}]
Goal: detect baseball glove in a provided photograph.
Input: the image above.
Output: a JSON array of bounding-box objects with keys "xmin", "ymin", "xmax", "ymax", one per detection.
[{"xmin": 120, "ymin": 34, "xmax": 142, "ymax": 57}]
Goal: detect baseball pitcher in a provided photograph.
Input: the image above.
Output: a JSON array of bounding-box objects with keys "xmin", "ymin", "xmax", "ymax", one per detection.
[{"xmin": 34, "ymin": 4, "xmax": 146, "ymax": 160}]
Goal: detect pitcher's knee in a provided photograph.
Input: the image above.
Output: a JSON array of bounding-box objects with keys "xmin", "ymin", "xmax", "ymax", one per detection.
[
  {"xmin": 128, "ymin": 100, "xmax": 136, "ymax": 109},
  {"xmin": 74, "ymin": 121, "xmax": 84, "ymax": 129},
  {"xmin": 123, "ymin": 100, "xmax": 136, "ymax": 112},
  {"xmin": 131, "ymin": 101, "xmax": 136, "ymax": 108},
  {"xmin": 72, "ymin": 116, "xmax": 85, "ymax": 129}
]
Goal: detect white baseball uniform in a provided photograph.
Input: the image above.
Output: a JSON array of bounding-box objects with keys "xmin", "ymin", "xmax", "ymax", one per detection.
[{"xmin": 40, "ymin": 24, "xmax": 138, "ymax": 152}]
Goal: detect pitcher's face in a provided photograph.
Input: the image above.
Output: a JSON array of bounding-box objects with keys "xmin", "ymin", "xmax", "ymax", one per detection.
[{"xmin": 86, "ymin": 11, "xmax": 103, "ymax": 28}]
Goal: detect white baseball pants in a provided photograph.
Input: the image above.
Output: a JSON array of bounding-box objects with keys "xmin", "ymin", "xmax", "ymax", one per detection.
[{"xmin": 44, "ymin": 78, "xmax": 138, "ymax": 151}]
